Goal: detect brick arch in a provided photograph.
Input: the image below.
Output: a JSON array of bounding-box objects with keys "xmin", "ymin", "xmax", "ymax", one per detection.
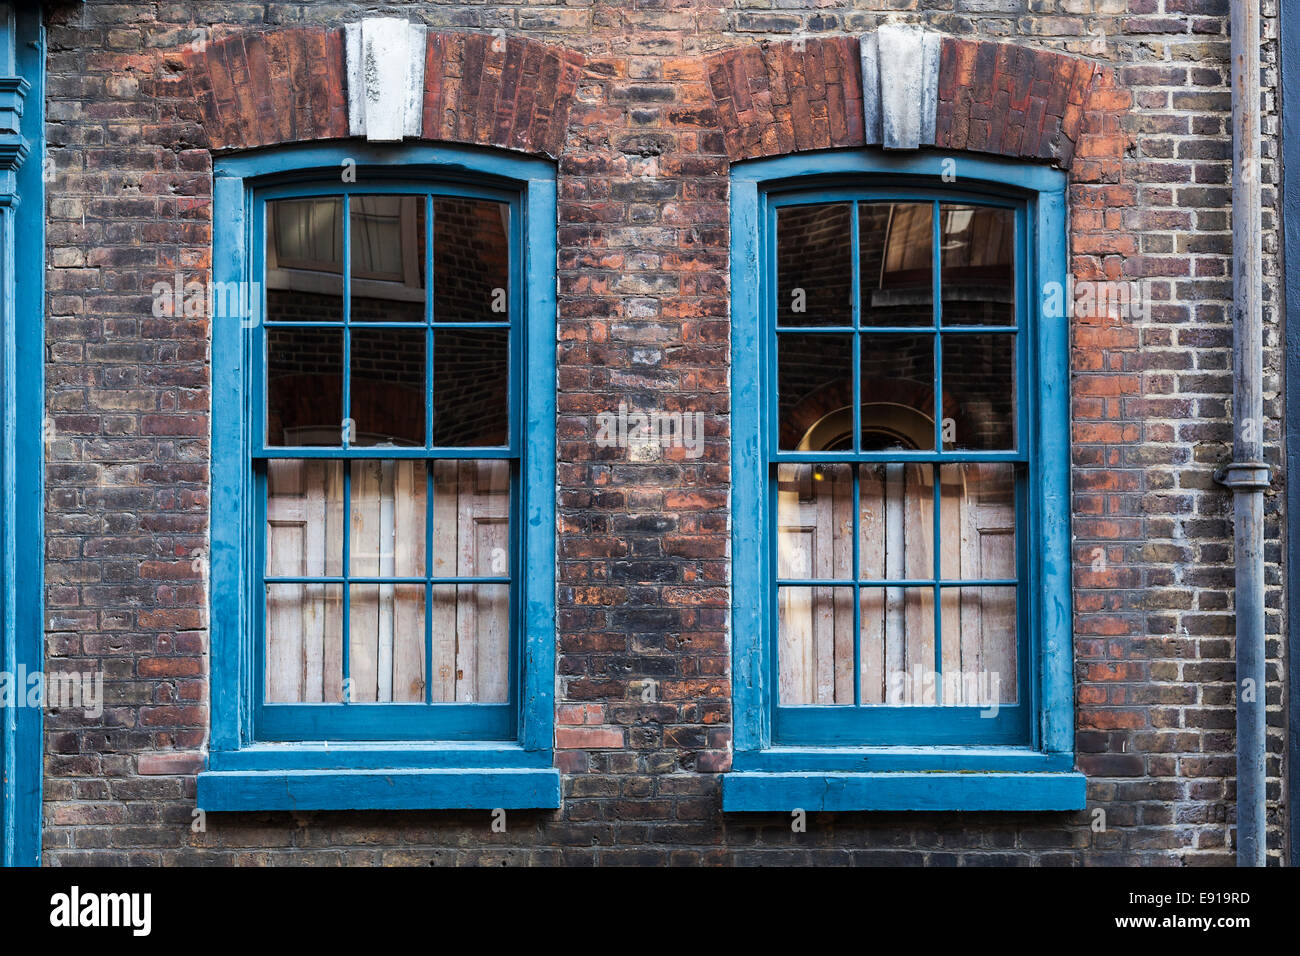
[
  {"xmin": 704, "ymin": 35, "xmax": 1127, "ymax": 172},
  {"xmin": 172, "ymin": 28, "xmax": 584, "ymax": 158}
]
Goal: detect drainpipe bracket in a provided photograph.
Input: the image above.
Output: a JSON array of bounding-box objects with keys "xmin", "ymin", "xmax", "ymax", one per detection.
[{"xmin": 1213, "ymin": 460, "xmax": 1273, "ymax": 490}]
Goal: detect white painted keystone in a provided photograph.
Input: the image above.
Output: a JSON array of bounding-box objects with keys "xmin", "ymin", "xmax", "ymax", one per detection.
[
  {"xmin": 859, "ymin": 25, "xmax": 942, "ymax": 150},
  {"xmin": 345, "ymin": 18, "xmax": 426, "ymax": 142}
]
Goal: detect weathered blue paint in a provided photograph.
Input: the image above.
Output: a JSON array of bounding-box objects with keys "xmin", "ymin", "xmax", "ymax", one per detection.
[
  {"xmin": 201, "ymin": 142, "xmax": 558, "ymax": 810},
  {"xmin": 733, "ymin": 747, "xmax": 1075, "ymax": 774},
  {"xmin": 727, "ymin": 148, "xmax": 1081, "ymax": 809},
  {"xmin": 1282, "ymin": 0, "xmax": 1300, "ymax": 868},
  {"xmin": 0, "ymin": 3, "xmax": 45, "ymax": 868},
  {"xmin": 722, "ymin": 771, "xmax": 1086, "ymax": 812},
  {"xmin": 197, "ymin": 766, "xmax": 561, "ymax": 812}
]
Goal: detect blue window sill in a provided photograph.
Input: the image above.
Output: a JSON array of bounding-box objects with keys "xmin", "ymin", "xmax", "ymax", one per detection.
[
  {"xmin": 197, "ymin": 766, "xmax": 561, "ymax": 811},
  {"xmin": 722, "ymin": 770, "xmax": 1086, "ymax": 812}
]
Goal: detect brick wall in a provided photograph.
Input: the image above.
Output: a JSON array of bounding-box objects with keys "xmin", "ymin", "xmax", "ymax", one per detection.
[{"xmin": 40, "ymin": 0, "xmax": 1286, "ymax": 864}]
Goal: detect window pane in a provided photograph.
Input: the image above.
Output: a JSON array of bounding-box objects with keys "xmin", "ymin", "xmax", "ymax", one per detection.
[
  {"xmin": 777, "ymin": 585, "xmax": 854, "ymax": 704},
  {"xmin": 776, "ymin": 203, "xmax": 852, "ymax": 327},
  {"xmin": 266, "ymin": 459, "xmax": 343, "ymax": 578},
  {"xmin": 938, "ymin": 463, "xmax": 1016, "ymax": 581},
  {"xmin": 350, "ymin": 327, "xmax": 426, "ymax": 446},
  {"xmin": 348, "ymin": 583, "xmax": 426, "ymax": 703},
  {"xmin": 434, "ymin": 197, "xmax": 510, "ymax": 322},
  {"xmin": 348, "ymin": 460, "xmax": 427, "ymax": 578},
  {"xmin": 432, "ymin": 584, "xmax": 509, "ymax": 703},
  {"xmin": 431, "ymin": 459, "xmax": 511, "ymax": 579},
  {"xmin": 271, "ymin": 198, "xmax": 343, "ymax": 273},
  {"xmin": 948, "ymin": 587, "xmax": 1017, "ymax": 705},
  {"xmin": 860, "ymin": 586, "xmax": 935, "ymax": 705},
  {"xmin": 940, "ymin": 204, "xmax": 1014, "ymax": 326},
  {"xmin": 941, "ymin": 333, "xmax": 1016, "ymax": 450},
  {"xmin": 860, "ymin": 333, "xmax": 934, "ymax": 451},
  {"xmin": 776, "ymin": 464, "xmax": 852, "ymax": 581},
  {"xmin": 858, "ymin": 462, "xmax": 932, "ymax": 580},
  {"xmin": 433, "ymin": 328, "xmax": 509, "ymax": 446},
  {"xmin": 265, "ymin": 583, "xmax": 343, "ymax": 703},
  {"xmin": 350, "ymin": 195, "xmax": 426, "ymax": 322},
  {"xmin": 778, "ymin": 333, "xmax": 852, "ymax": 450},
  {"xmin": 267, "ymin": 327, "xmax": 342, "ymax": 446},
  {"xmin": 859, "ymin": 202, "xmax": 932, "ymax": 327}
]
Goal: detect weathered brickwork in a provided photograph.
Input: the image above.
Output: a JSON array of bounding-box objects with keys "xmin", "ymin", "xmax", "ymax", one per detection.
[
  {"xmin": 40, "ymin": 0, "xmax": 1286, "ymax": 865},
  {"xmin": 177, "ymin": 27, "xmax": 583, "ymax": 158}
]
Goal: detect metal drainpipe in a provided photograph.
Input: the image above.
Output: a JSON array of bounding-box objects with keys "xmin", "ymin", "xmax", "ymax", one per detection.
[{"xmin": 1215, "ymin": 0, "xmax": 1270, "ymax": 866}]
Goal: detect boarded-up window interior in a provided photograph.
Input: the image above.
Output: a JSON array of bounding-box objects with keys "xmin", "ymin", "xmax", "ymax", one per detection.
[
  {"xmin": 773, "ymin": 199, "xmax": 1019, "ymax": 710},
  {"xmin": 261, "ymin": 191, "xmax": 514, "ymax": 709}
]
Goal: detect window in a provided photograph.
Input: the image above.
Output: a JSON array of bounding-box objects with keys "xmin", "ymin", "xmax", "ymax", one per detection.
[
  {"xmin": 258, "ymin": 187, "xmax": 515, "ymax": 740},
  {"xmin": 727, "ymin": 150, "xmax": 1083, "ymax": 811},
  {"xmin": 200, "ymin": 144, "xmax": 558, "ymax": 810}
]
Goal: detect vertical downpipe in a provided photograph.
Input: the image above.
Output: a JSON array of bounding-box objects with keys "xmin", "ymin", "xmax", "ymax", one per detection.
[{"xmin": 1220, "ymin": 0, "xmax": 1270, "ymax": 866}]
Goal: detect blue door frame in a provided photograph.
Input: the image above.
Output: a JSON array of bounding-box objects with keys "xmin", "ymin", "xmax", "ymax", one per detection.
[
  {"xmin": 1283, "ymin": 0, "xmax": 1300, "ymax": 869},
  {"xmin": 0, "ymin": 2, "xmax": 45, "ymax": 868}
]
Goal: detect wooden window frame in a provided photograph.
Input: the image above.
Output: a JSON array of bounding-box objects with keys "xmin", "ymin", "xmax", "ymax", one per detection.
[
  {"xmin": 199, "ymin": 143, "xmax": 559, "ymax": 811},
  {"xmin": 725, "ymin": 150, "xmax": 1083, "ymax": 811}
]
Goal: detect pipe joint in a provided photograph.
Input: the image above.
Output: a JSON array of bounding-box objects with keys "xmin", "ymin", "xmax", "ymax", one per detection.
[{"xmin": 1214, "ymin": 460, "xmax": 1273, "ymax": 491}]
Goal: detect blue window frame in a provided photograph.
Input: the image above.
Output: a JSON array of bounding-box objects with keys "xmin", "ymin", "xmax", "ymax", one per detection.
[
  {"xmin": 199, "ymin": 143, "xmax": 559, "ymax": 811},
  {"xmin": 726, "ymin": 150, "xmax": 1084, "ymax": 811}
]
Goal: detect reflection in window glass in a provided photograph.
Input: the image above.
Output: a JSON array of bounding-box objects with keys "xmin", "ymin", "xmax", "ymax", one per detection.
[
  {"xmin": 776, "ymin": 203, "xmax": 852, "ymax": 327},
  {"xmin": 770, "ymin": 195, "xmax": 1022, "ymax": 716}
]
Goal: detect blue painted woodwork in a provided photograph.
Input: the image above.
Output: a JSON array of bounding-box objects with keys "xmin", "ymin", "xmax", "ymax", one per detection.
[
  {"xmin": 722, "ymin": 771, "xmax": 1086, "ymax": 812},
  {"xmin": 0, "ymin": 2, "xmax": 45, "ymax": 867},
  {"xmin": 726, "ymin": 148, "xmax": 1082, "ymax": 810},
  {"xmin": 197, "ymin": 767, "xmax": 561, "ymax": 812},
  {"xmin": 200, "ymin": 143, "xmax": 558, "ymax": 810}
]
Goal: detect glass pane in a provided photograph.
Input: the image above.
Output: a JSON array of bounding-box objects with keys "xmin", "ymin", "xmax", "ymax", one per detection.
[
  {"xmin": 859, "ymin": 202, "xmax": 932, "ymax": 327},
  {"xmin": 938, "ymin": 463, "xmax": 1017, "ymax": 581},
  {"xmin": 940, "ymin": 204, "xmax": 1014, "ymax": 326},
  {"xmin": 858, "ymin": 462, "xmax": 931, "ymax": 580},
  {"xmin": 948, "ymin": 586, "xmax": 1017, "ymax": 705},
  {"xmin": 348, "ymin": 583, "xmax": 426, "ymax": 703},
  {"xmin": 265, "ymin": 583, "xmax": 343, "ymax": 703},
  {"xmin": 941, "ymin": 333, "xmax": 1016, "ymax": 450},
  {"xmin": 777, "ymin": 333, "xmax": 852, "ymax": 450},
  {"xmin": 860, "ymin": 333, "xmax": 935, "ymax": 451},
  {"xmin": 776, "ymin": 203, "xmax": 852, "ymax": 327},
  {"xmin": 433, "ymin": 329, "xmax": 509, "ymax": 446},
  {"xmin": 270, "ymin": 198, "xmax": 343, "ymax": 274},
  {"xmin": 348, "ymin": 460, "xmax": 428, "ymax": 578},
  {"xmin": 431, "ymin": 460, "xmax": 511, "ymax": 579},
  {"xmin": 432, "ymin": 584, "xmax": 510, "ymax": 703},
  {"xmin": 859, "ymin": 586, "xmax": 935, "ymax": 705},
  {"xmin": 776, "ymin": 464, "xmax": 852, "ymax": 581},
  {"xmin": 350, "ymin": 195, "xmax": 426, "ymax": 322},
  {"xmin": 267, "ymin": 327, "xmax": 342, "ymax": 446},
  {"xmin": 434, "ymin": 197, "xmax": 510, "ymax": 323},
  {"xmin": 350, "ymin": 327, "xmax": 426, "ymax": 446},
  {"xmin": 265, "ymin": 460, "xmax": 344, "ymax": 578},
  {"xmin": 777, "ymin": 586, "xmax": 855, "ymax": 705}
]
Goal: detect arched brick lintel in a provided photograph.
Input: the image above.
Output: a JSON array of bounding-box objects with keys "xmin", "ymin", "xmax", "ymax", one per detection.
[
  {"xmin": 176, "ymin": 28, "xmax": 585, "ymax": 159},
  {"xmin": 705, "ymin": 36, "xmax": 1129, "ymax": 174}
]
